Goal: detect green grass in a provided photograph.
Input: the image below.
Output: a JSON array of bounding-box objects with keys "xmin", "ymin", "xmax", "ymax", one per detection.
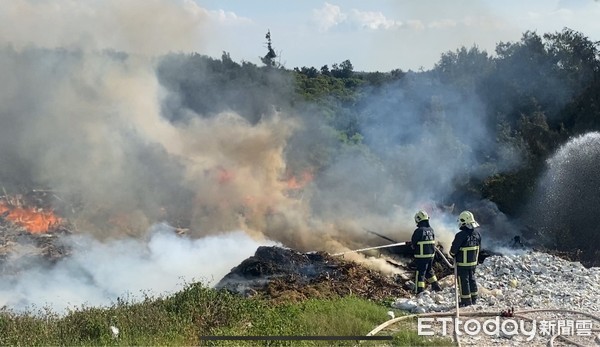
[{"xmin": 0, "ymin": 283, "xmax": 452, "ymax": 346}]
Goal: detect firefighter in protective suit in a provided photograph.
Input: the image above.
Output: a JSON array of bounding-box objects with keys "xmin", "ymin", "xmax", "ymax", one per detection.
[
  {"xmin": 411, "ymin": 210, "xmax": 442, "ymax": 294},
  {"xmin": 450, "ymin": 210, "xmax": 482, "ymax": 307}
]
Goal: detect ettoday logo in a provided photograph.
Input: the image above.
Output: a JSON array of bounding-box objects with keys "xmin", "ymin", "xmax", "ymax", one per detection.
[
  {"xmin": 418, "ymin": 317, "xmax": 536, "ymax": 341},
  {"xmin": 418, "ymin": 317, "xmax": 594, "ymax": 341}
]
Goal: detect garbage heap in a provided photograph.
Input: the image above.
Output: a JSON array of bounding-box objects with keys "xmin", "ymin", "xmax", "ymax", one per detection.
[{"xmin": 215, "ymin": 246, "xmax": 410, "ymax": 303}]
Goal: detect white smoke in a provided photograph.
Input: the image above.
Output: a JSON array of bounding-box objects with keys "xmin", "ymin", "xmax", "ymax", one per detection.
[
  {"xmin": 0, "ymin": 0, "xmax": 209, "ymax": 55},
  {"xmin": 0, "ymin": 0, "xmax": 319, "ymax": 314},
  {"xmin": 0, "ymin": 224, "xmax": 277, "ymax": 313},
  {"xmin": 0, "ymin": 0, "xmax": 530, "ymax": 315},
  {"xmin": 307, "ymin": 74, "xmax": 523, "ymax": 247}
]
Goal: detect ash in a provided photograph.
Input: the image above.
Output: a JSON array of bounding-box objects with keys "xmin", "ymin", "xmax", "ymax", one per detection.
[{"xmin": 215, "ymin": 246, "xmax": 409, "ymax": 301}]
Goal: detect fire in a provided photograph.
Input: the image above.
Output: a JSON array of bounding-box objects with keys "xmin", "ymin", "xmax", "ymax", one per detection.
[
  {"xmin": 217, "ymin": 166, "xmax": 235, "ymax": 184},
  {"xmin": 0, "ymin": 201, "xmax": 61, "ymax": 234},
  {"xmin": 285, "ymin": 171, "xmax": 313, "ymax": 190}
]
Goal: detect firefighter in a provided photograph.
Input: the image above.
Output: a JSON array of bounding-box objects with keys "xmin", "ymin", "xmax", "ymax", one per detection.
[
  {"xmin": 450, "ymin": 210, "xmax": 482, "ymax": 307},
  {"xmin": 411, "ymin": 210, "xmax": 442, "ymax": 294}
]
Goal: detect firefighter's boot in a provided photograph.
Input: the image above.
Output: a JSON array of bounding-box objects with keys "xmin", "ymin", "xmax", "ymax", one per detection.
[{"xmin": 431, "ymin": 282, "xmax": 442, "ymax": 292}]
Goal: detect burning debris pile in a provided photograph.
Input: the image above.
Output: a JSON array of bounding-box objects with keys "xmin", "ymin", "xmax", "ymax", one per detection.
[
  {"xmin": 214, "ymin": 243, "xmax": 505, "ymax": 304},
  {"xmin": 0, "ymin": 191, "xmax": 72, "ymax": 274},
  {"xmin": 216, "ymin": 246, "xmax": 410, "ymax": 302},
  {"xmin": 0, "ymin": 191, "xmax": 66, "ymax": 234}
]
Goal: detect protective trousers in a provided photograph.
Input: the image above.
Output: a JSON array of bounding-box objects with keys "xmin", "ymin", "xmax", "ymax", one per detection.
[
  {"xmin": 457, "ymin": 266, "xmax": 478, "ymax": 305},
  {"xmin": 414, "ymin": 258, "xmax": 438, "ymax": 293}
]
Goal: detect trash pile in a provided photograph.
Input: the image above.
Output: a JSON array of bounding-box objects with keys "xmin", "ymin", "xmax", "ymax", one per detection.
[
  {"xmin": 215, "ymin": 246, "xmax": 410, "ymax": 302},
  {"xmin": 213, "ymin": 245, "xmax": 548, "ymax": 306},
  {"xmin": 0, "ymin": 191, "xmax": 72, "ymax": 275},
  {"xmin": 392, "ymin": 251, "xmax": 600, "ymax": 314}
]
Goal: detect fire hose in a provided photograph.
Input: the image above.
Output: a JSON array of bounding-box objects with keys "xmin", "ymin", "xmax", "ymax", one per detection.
[
  {"xmin": 365, "ymin": 248, "xmax": 600, "ymax": 345},
  {"xmin": 332, "ymin": 235, "xmax": 600, "ymax": 345},
  {"xmin": 433, "ymin": 247, "xmax": 461, "ymax": 345},
  {"xmin": 361, "ymin": 229, "xmax": 455, "ymax": 268},
  {"xmin": 331, "ymin": 242, "xmax": 408, "ymax": 256},
  {"xmin": 453, "ymin": 261, "xmax": 461, "ymax": 346},
  {"xmin": 333, "ymin": 236, "xmax": 465, "ymax": 345}
]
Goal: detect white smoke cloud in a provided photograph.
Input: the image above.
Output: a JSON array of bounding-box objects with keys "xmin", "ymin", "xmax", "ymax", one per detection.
[
  {"xmin": 0, "ymin": 0, "xmax": 292, "ymax": 314},
  {"xmin": 0, "ymin": 0, "xmax": 251, "ymax": 55},
  {"xmin": 0, "ymin": 225, "xmax": 276, "ymax": 313},
  {"xmin": 0, "ymin": 0, "xmax": 531, "ymax": 315}
]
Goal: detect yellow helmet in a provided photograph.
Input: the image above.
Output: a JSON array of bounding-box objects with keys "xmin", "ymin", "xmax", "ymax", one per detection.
[
  {"xmin": 458, "ymin": 210, "xmax": 479, "ymax": 229},
  {"xmin": 414, "ymin": 210, "xmax": 429, "ymax": 223}
]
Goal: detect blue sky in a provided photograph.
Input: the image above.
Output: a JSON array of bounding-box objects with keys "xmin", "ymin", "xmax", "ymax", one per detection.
[
  {"xmin": 1, "ymin": 0, "xmax": 599, "ymax": 72},
  {"xmin": 193, "ymin": 0, "xmax": 600, "ymax": 71}
]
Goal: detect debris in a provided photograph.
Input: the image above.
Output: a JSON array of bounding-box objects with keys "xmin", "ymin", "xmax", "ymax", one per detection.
[
  {"xmin": 0, "ymin": 191, "xmax": 72, "ymax": 275},
  {"xmin": 392, "ymin": 298, "xmax": 418, "ymax": 311},
  {"xmin": 215, "ymin": 246, "xmax": 409, "ymax": 302},
  {"xmin": 0, "ymin": 191, "xmax": 66, "ymax": 234},
  {"xmin": 391, "ymin": 251, "xmax": 600, "ymax": 314}
]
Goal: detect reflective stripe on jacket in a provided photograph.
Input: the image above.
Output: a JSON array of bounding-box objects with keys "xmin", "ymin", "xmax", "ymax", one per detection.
[
  {"xmin": 450, "ymin": 227, "xmax": 481, "ymax": 267},
  {"xmin": 411, "ymin": 226, "xmax": 436, "ymax": 259}
]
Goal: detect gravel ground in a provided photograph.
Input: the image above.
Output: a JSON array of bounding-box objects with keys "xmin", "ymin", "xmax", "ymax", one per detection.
[{"xmin": 387, "ymin": 251, "xmax": 600, "ymax": 346}]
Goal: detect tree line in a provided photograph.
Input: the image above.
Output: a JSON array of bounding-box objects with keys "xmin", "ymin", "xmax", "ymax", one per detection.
[{"xmin": 156, "ymin": 28, "xmax": 600, "ymax": 264}]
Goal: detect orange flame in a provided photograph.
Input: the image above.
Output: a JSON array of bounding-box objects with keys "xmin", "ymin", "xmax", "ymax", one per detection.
[
  {"xmin": 0, "ymin": 201, "xmax": 61, "ymax": 234},
  {"xmin": 285, "ymin": 171, "xmax": 314, "ymax": 190},
  {"xmin": 217, "ymin": 166, "xmax": 235, "ymax": 184}
]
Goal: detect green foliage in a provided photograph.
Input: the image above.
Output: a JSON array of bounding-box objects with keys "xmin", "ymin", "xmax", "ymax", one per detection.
[
  {"xmin": 543, "ymin": 28, "xmax": 599, "ymax": 91},
  {"xmin": 293, "ymin": 72, "xmax": 359, "ymax": 103},
  {"xmin": 331, "ymin": 59, "xmax": 354, "ymax": 79},
  {"xmin": 261, "ymin": 30, "xmax": 279, "ymax": 68},
  {"xmin": 156, "ymin": 51, "xmax": 294, "ymax": 124},
  {"xmin": 485, "ymin": 28, "xmax": 599, "ymax": 125},
  {"xmin": 5, "ymin": 25, "xmax": 600, "ymax": 345},
  {"xmin": 154, "ymin": 26, "xmax": 600, "ymax": 262},
  {"xmin": 0, "ymin": 286, "xmax": 448, "ymax": 346},
  {"xmin": 434, "ymin": 45, "xmax": 494, "ymax": 92}
]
